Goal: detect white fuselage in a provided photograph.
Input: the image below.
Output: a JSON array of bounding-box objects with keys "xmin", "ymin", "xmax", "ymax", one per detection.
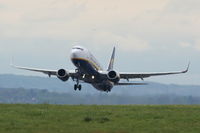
[{"xmin": 70, "ymin": 46, "xmax": 114, "ymax": 91}]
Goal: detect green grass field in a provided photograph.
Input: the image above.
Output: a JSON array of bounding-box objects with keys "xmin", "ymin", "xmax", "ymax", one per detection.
[{"xmin": 0, "ymin": 104, "xmax": 200, "ymax": 133}]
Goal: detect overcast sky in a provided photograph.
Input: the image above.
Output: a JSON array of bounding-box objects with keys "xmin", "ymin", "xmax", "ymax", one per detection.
[{"xmin": 0, "ymin": 0, "xmax": 199, "ymax": 85}]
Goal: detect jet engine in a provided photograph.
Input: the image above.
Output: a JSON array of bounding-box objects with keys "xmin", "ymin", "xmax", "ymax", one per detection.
[
  {"xmin": 57, "ymin": 69, "xmax": 69, "ymax": 81},
  {"xmin": 107, "ymin": 70, "xmax": 120, "ymax": 83}
]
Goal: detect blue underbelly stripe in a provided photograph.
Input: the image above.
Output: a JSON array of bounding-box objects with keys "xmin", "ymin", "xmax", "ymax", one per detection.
[{"xmin": 72, "ymin": 59, "xmax": 99, "ymax": 75}]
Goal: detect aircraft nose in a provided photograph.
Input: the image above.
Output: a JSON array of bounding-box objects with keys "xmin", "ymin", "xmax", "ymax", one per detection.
[{"xmin": 71, "ymin": 49, "xmax": 80, "ymax": 59}]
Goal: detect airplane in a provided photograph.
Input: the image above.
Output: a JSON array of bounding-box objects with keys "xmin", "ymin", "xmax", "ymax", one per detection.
[{"xmin": 12, "ymin": 46, "xmax": 189, "ymax": 92}]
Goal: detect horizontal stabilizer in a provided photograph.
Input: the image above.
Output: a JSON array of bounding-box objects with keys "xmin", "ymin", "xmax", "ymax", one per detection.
[{"xmin": 115, "ymin": 83, "xmax": 148, "ymax": 85}]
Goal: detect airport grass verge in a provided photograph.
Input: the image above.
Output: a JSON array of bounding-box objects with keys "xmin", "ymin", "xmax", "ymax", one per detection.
[{"xmin": 0, "ymin": 104, "xmax": 200, "ymax": 133}]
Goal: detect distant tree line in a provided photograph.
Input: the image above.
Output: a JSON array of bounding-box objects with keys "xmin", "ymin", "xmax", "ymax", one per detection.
[{"xmin": 0, "ymin": 87, "xmax": 200, "ymax": 105}]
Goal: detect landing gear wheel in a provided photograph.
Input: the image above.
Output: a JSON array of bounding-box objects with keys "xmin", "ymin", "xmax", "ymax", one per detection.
[
  {"xmin": 78, "ymin": 85, "xmax": 82, "ymax": 91},
  {"xmin": 74, "ymin": 84, "xmax": 77, "ymax": 91},
  {"xmin": 106, "ymin": 89, "xmax": 111, "ymax": 93}
]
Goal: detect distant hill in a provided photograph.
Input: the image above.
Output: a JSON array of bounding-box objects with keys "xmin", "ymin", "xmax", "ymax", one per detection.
[
  {"xmin": 0, "ymin": 74, "xmax": 200, "ymax": 104},
  {"xmin": 1, "ymin": 87, "xmax": 200, "ymax": 104},
  {"xmin": 0, "ymin": 74, "xmax": 73, "ymax": 92}
]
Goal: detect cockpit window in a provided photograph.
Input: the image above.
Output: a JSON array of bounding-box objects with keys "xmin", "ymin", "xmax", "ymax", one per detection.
[{"xmin": 72, "ymin": 47, "xmax": 84, "ymax": 51}]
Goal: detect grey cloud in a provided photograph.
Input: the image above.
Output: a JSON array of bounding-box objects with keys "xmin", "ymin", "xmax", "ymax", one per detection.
[
  {"xmin": 0, "ymin": 5, "xmax": 4, "ymax": 8},
  {"xmin": 166, "ymin": 0, "xmax": 200, "ymax": 13}
]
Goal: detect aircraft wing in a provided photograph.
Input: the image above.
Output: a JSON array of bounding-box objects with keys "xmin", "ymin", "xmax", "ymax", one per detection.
[
  {"xmin": 11, "ymin": 65, "xmax": 58, "ymax": 76},
  {"xmin": 119, "ymin": 63, "xmax": 190, "ymax": 80},
  {"xmin": 11, "ymin": 64, "xmax": 78, "ymax": 78}
]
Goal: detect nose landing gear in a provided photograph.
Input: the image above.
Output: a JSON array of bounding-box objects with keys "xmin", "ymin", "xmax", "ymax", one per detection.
[
  {"xmin": 74, "ymin": 76, "xmax": 82, "ymax": 91},
  {"xmin": 73, "ymin": 68, "xmax": 82, "ymax": 91},
  {"xmin": 74, "ymin": 84, "xmax": 82, "ymax": 91}
]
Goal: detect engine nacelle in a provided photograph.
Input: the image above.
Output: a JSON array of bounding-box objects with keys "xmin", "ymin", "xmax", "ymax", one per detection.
[
  {"xmin": 57, "ymin": 69, "xmax": 69, "ymax": 82},
  {"xmin": 107, "ymin": 70, "xmax": 120, "ymax": 83}
]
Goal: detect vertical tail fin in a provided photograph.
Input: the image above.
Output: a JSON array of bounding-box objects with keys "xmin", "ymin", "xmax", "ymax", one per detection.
[{"xmin": 107, "ymin": 47, "xmax": 116, "ymax": 71}]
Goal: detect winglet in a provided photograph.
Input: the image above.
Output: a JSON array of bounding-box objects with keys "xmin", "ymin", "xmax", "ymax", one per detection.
[
  {"xmin": 183, "ymin": 62, "xmax": 190, "ymax": 73},
  {"xmin": 10, "ymin": 57, "xmax": 14, "ymax": 67},
  {"xmin": 107, "ymin": 46, "xmax": 116, "ymax": 71},
  {"xmin": 10, "ymin": 57, "xmax": 21, "ymax": 69}
]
